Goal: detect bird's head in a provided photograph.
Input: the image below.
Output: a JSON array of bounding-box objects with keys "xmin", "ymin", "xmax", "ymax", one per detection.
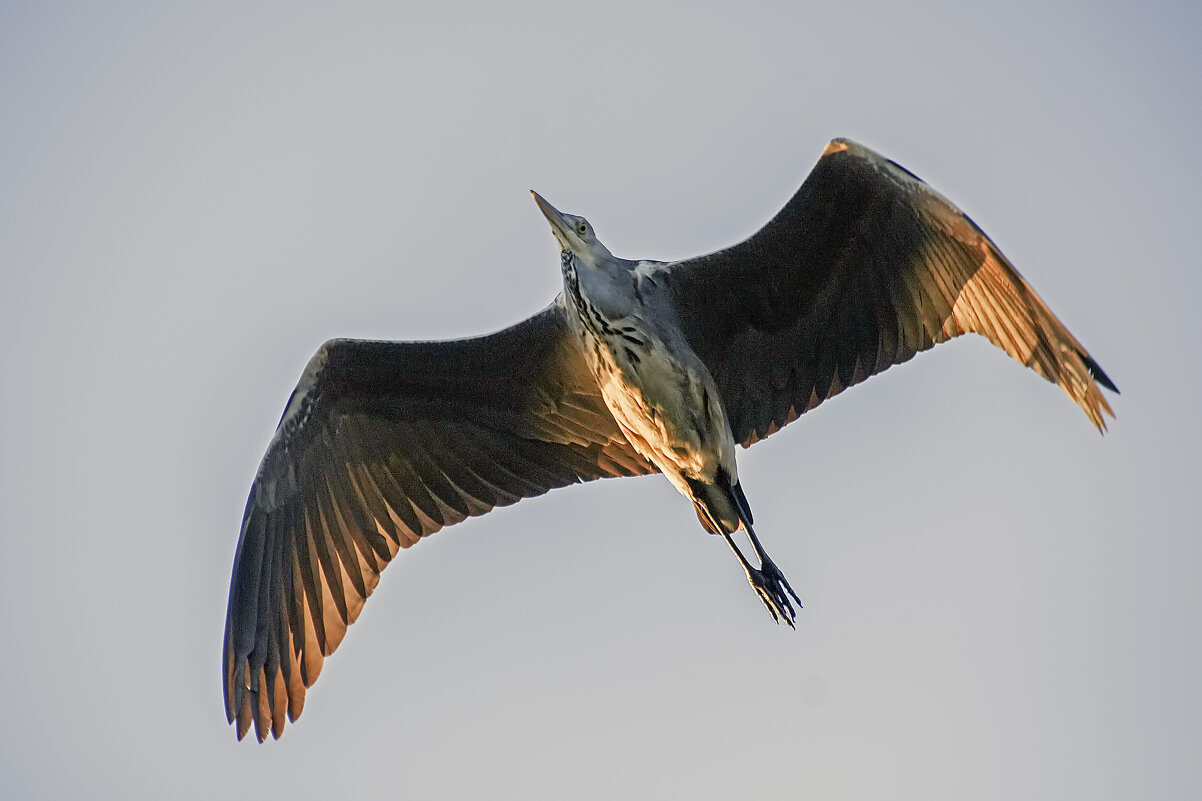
[{"xmin": 531, "ymin": 191, "xmax": 613, "ymax": 264}]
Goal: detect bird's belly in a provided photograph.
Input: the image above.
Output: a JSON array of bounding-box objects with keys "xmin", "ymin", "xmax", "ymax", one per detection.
[{"xmin": 584, "ymin": 330, "xmax": 734, "ymax": 486}]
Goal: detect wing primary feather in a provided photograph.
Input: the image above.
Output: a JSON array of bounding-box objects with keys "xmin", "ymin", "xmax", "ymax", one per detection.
[
  {"xmin": 248, "ymin": 508, "xmax": 280, "ymax": 695},
  {"xmin": 319, "ymin": 472, "xmax": 369, "ymax": 601},
  {"xmin": 379, "ymin": 434, "xmax": 447, "ymax": 534},
  {"xmin": 336, "ymin": 460, "xmax": 392, "ymax": 569},
  {"xmin": 223, "ymin": 624, "xmax": 242, "ymax": 726},
  {"xmin": 909, "ymin": 238, "xmax": 958, "ymax": 344},
  {"xmin": 253, "ymin": 665, "xmax": 270, "ymax": 743},
  {"xmin": 278, "ymin": 500, "xmax": 303, "ymax": 659},
  {"xmin": 310, "ymin": 485, "xmax": 352, "ymax": 626},
  {"xmin": 323, "ymin": 431, "xmax": 390, "ymax": 566},
  {"xmin": 364, "ymin": 460, "xmax": 425, "ymax": 546},
  {"xmin": 268, "ymin": 513, "xmax": 292, "ymax": 732},
  {"xmin": 294, "ymin": 541, "xmax": 323, "ymax": 689},
  {"xmin": 296, "ymin": 506, "xmax": 329, "ymax": 653},
  {"xmin": 1081, "ymin": 351, "xmax": 1118, "ymax": 393},
  {"xmin": 259, "ymin": 601, "xmax": 281, "ymax": 741},
  {"xmin": 236, "ymin": 671, "xmax": 253, "ymax": 740},
  {"xmin": 343, "ymin": 459, "xmax": 403, "ymax": 556}
]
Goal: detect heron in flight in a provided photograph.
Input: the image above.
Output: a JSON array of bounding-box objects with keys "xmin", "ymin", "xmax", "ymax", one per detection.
[{"xmin": 223, "ymin": 138, "xmax": 1117, "ymax": 741}]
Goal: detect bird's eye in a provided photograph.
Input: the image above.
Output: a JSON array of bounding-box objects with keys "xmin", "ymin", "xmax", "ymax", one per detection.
[{"xmin": 577, "ymin": 222, "xmax": 588, "ymax": 236}]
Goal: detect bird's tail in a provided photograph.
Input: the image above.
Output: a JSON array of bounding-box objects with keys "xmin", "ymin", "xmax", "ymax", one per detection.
[{"xmin": 687, "ymin": 468, "xmax": 753, "ymax": 536}]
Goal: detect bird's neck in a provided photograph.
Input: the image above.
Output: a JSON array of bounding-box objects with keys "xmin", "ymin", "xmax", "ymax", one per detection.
[{"xmin": 561, "ymin": 253, "xmax": 605, "ymax": 341}]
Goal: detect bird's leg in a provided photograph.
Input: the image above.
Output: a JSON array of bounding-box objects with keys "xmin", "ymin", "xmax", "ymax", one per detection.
[{"xmin": 721, "ymin": 530, "xmax": 801, "ymax": 628}]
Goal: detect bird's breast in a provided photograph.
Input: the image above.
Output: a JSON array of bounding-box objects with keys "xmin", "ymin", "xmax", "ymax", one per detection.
[{"xmin": 575, "ymin": 315, "xmax": 735, "ymax": 486}]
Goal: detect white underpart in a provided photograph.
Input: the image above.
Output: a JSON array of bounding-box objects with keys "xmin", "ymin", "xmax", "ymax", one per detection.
[{"xmin": 579, "ymin": 312, "xmax": 737, "ymax": 497}]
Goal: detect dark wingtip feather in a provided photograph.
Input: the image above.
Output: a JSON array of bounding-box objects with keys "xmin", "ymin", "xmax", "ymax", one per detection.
[
  {"xmin": 1081, "ymin": 352, "xmax": 1119, "ymax": 394},
  {"xmin": 236, "ymin": 688, "xmax": 253, "ymax": 740}
]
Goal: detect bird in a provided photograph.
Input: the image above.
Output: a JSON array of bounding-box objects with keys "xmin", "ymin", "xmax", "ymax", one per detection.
[{"xmin": 223, "ymin": 138, "xmax": 1117, "ymax": 741}]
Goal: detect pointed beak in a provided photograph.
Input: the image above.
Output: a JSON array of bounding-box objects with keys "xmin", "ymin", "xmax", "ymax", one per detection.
[{"xmin": 531, "ymin": 190, "xmax": 573, "ymax": 246}]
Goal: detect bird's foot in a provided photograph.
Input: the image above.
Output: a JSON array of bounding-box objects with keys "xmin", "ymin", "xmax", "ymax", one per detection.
[{"xmin": 745, "ymin": 557, "xmax": 802, "ymax": 628}]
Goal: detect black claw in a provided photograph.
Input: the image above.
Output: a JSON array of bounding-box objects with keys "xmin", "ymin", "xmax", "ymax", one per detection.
[
  {"xmin": 721, "ymin": 530, "xmax": 802, "ymax": 626},
  {"xmin": 745, "ymin": 560, "xmax": 800, "ymax": 627}
]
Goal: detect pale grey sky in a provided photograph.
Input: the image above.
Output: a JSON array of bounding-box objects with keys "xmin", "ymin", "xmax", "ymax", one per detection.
[{"xmin": 2, "ymin": 2, "xmax": 1198, "ymax": 799}]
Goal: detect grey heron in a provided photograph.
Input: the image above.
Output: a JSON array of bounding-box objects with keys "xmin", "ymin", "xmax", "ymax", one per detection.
[{"xmin": 223, "ymin": 138, "xmax": 1117, "ymax": 741}]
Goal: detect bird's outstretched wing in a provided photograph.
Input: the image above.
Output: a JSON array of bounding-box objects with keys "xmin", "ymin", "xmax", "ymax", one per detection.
[
  {"xmin": 223, "ymin": 303, "xmax": 655, "ymax": 741},
  {"xmin": 660, "ymin": 138, "xmax": 1117, "ymax": 446}
]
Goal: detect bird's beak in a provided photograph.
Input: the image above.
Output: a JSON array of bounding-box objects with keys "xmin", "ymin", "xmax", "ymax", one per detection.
[{"xmin": 531, "ymin": 190, "xmax": 573, "ymax": 249}]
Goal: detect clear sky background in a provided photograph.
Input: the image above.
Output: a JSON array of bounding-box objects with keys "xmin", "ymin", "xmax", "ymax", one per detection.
[{"xmin": 2, "ymin": 2, "xmax": 1199, "ymax": 799}]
